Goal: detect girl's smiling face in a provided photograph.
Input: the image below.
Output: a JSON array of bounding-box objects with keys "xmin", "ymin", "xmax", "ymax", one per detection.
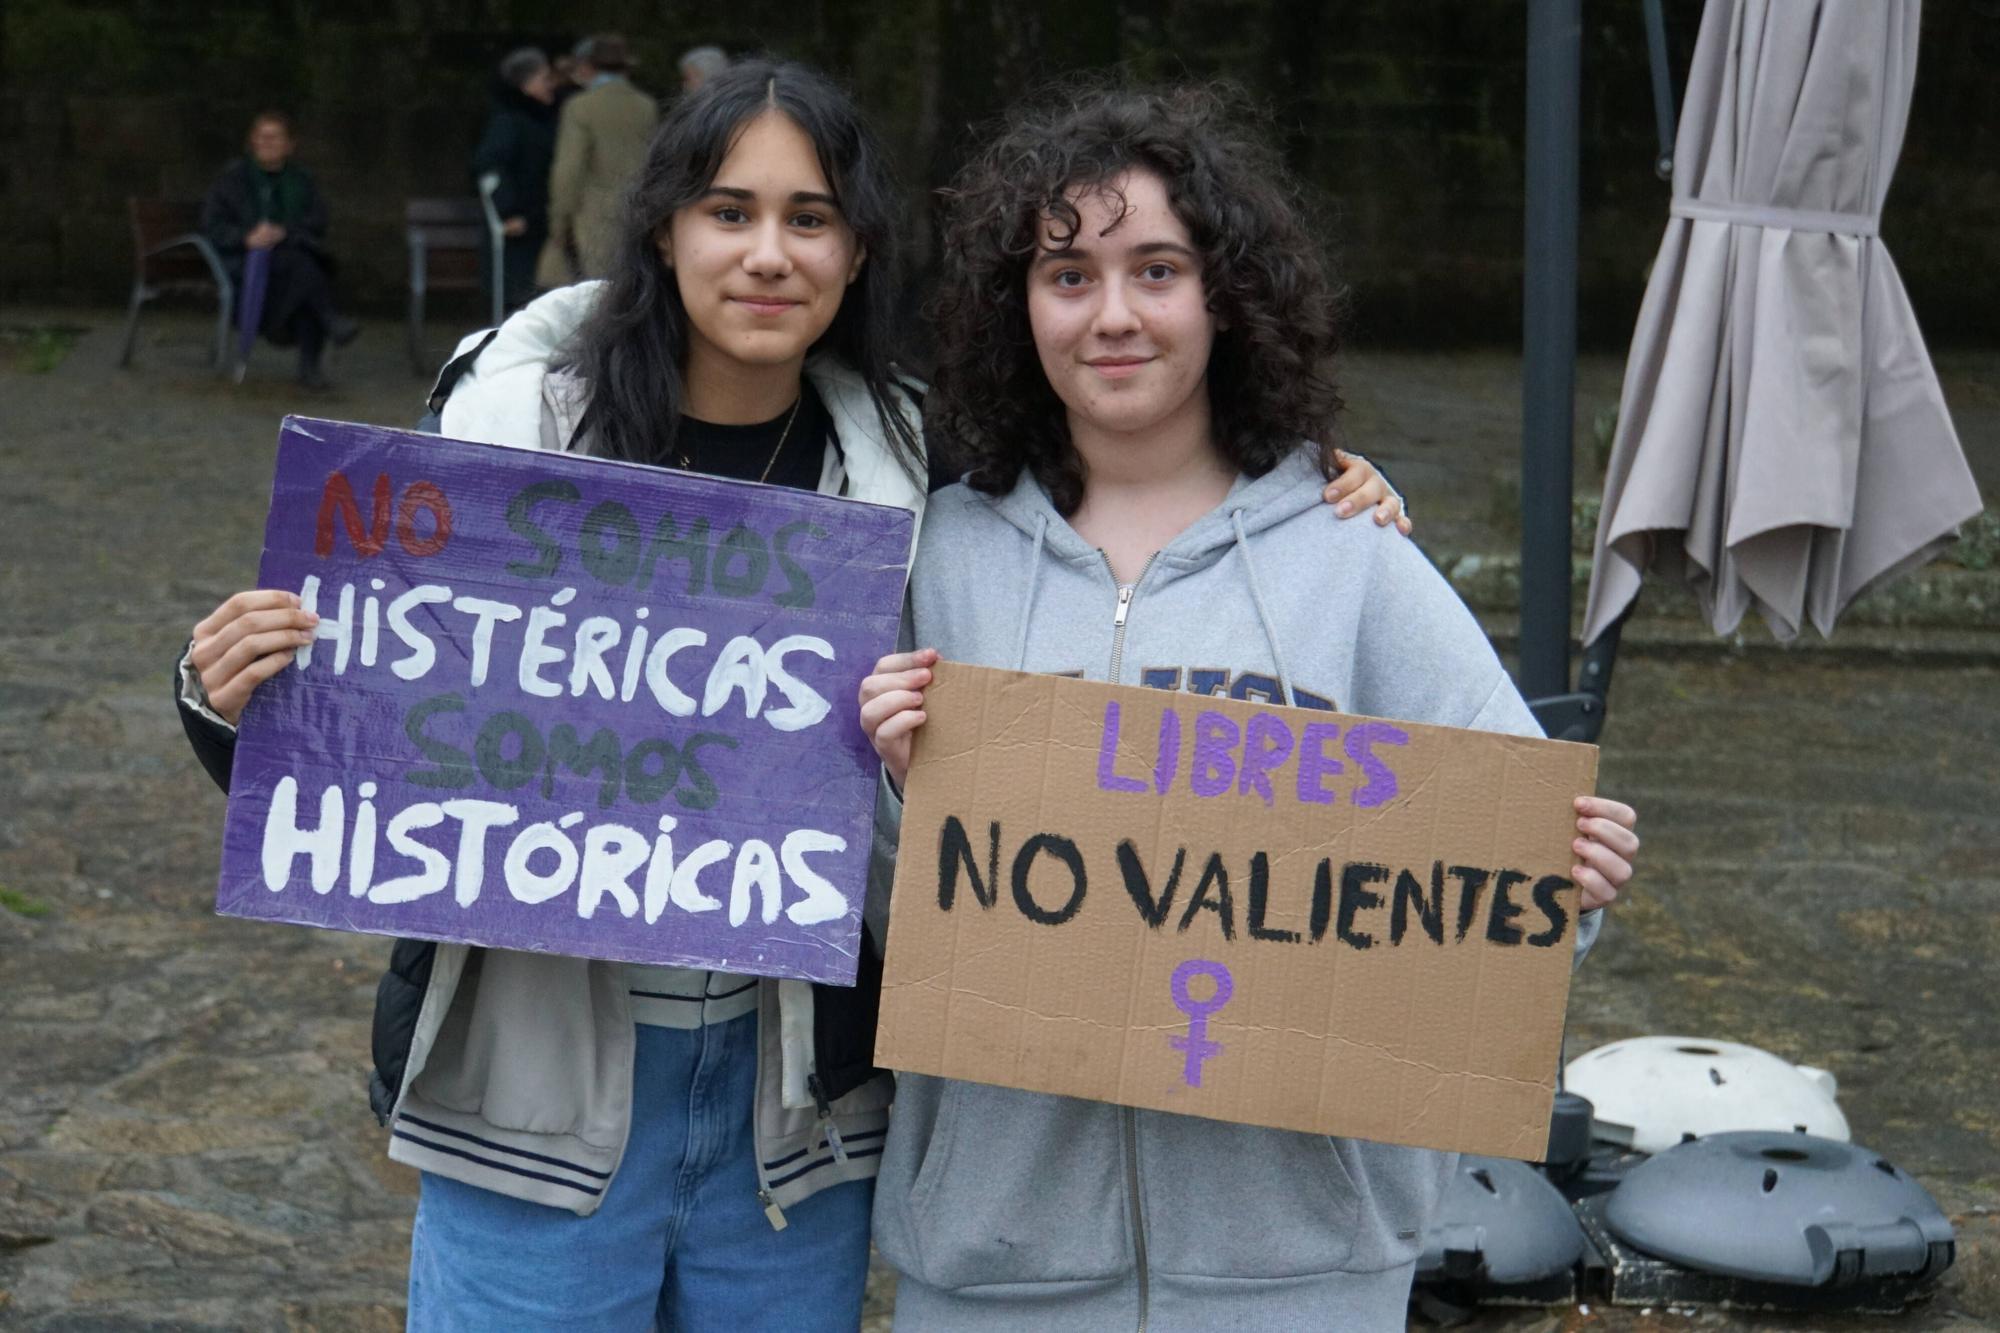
[
  {"xmin": 1026, "ymin": 168, "xmax": 1217, "ymax": 447},
  {"xmin": 657, "ymin": 109, "xmax": 866, "ymax": 378}
]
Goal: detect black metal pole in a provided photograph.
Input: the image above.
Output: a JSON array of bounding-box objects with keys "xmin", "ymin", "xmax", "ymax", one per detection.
[
  {"xmin": 1521, "ymin": 0, "xmax": 1581, "ymax": 704},
  {"xmin": 1643, "ymin": 0, "xmax": 1679, "ymax": 180}
]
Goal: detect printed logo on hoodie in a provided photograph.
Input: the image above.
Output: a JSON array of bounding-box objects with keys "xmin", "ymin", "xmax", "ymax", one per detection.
[
  {"xmin": 1050, "ymin": 666, "xmax": 1337, "ymax": 712},
  {"xmin": 1139, "ymin": 667, "xmax": 1337, "ymax": 713}
]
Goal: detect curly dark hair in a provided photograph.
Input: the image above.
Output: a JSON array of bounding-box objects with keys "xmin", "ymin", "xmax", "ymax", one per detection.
[{"xmin": 928, "ymin": 80, "xmax": 1346, "ymax": 515}]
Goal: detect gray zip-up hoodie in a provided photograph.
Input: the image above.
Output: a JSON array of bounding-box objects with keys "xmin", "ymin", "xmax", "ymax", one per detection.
[{"xmin": 871, "ymin": 449, "xmax": 1598, "ymax": 1331}]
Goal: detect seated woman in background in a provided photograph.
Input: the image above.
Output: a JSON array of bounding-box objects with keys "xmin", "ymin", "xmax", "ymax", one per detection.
[
  {"xmin": 472, "ymin": 48, "xmax": 561, "ymax": 313},
  {"xmin": 200, "ymin": 110, "xmax": 357, "ymax": 387}
]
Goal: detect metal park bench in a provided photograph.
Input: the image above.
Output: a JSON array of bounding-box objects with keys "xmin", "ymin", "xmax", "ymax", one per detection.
[
  {"xmin": 118, "ymin": 198, "xmax": 234, "ymax": 370},
  {"xmin": 407, "ymin": 195, "xmax": 504, "ymax": 375}
]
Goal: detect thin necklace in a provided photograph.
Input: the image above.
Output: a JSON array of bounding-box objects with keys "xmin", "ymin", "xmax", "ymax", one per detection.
[{"xmin": 678, "ymin": 395, "xmax": 804, "ymax": 483}]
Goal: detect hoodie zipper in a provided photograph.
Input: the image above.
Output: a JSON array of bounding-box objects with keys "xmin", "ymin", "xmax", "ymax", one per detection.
[
  {"xmin": 808, "ymin": 1073, "xmax": 849, "ymax": 1162},
  {"xmin": 1124, "ymin": 1105, "xmax": 1150, "ymax": 1332},
  {"xmin": 1102, "ymin": 551, "xmax": 1156, "ymax": 1331},
  {"xmin": 1103, "ymin": 552, "xmax": 1158, "ymax": 686}
]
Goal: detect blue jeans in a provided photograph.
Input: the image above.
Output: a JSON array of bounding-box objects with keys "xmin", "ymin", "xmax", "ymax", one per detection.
[{"xmin": 407, "ymin": 1015, "xmax": 873, "ymax": 1331}]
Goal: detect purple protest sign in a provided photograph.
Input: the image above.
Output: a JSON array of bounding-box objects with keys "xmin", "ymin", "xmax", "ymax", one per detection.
[{"xmin": 215, "ymin": 416, "xmax": 914, "ymax": 985}]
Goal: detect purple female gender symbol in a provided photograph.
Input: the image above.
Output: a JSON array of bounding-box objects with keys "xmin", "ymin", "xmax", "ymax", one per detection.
[{"xmin": 1168, "ymin": 959, "xmax": 1234, "ymax": 1087}]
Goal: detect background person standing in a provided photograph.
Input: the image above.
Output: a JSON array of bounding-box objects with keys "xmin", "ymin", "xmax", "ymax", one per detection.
[
  {"xmin": 549, "ymin": 50, "xmax": 582, "ymax": 109},
  {"xmin": 545, "ymin": 33, "xmax": 658, "ymax": 282},
  {"xmin": 472, "ymin": 47, "xmax": 560, "ymax": 312},
  {"xmin": 679, "ymin": 45, "xmax": 729, "ymax": 95}
]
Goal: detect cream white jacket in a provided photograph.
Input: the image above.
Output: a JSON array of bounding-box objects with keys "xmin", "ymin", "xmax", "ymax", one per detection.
[{"xmin": 387, "ymin": 282, "xmax": 926, "ymax": 1217}]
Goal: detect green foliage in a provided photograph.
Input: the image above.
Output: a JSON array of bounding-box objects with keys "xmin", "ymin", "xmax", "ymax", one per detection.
[
  {"xmin": 1572, "ymin": 494, "xmax": 1602, "ymax": 554},
  {"xmin": 0, "ymin": 325, "xmax": 81, "ymax": 374},
  {"xmin": 0, "ymin": 886, "xmax": 52, "ymax": 919},
  {"xmin": 1950, "ymin": 508, "xmax": 2000, "ymax": 572},
  {"xmin": 1589, "ymin": 404, "xmax": 1618, "ymax": 474}
]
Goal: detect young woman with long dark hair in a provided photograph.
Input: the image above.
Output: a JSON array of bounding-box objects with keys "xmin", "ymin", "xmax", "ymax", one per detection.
[{"xmin": 860, "ymin": 82, "xmax": 1640, "ymax": 1329}]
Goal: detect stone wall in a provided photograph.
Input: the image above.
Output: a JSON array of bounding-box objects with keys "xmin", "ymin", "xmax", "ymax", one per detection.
[{"xmin": 2, "ymin": 0, "xmax": 1994, "ymax": 345}]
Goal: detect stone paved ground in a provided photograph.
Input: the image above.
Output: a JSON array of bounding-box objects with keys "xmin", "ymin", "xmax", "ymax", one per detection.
[{"xmin": 2, "ymin": 308, "xmax": 1995, "ymax": 1330}]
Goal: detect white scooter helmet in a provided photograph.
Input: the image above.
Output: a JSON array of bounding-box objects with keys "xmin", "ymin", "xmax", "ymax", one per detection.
[{"xmin": 1564, "ymin": 1036, "xmax": 1849, "ymax": 1154}]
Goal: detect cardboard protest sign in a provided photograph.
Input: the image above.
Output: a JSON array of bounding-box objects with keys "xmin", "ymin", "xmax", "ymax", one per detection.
[
  {"xmin": 875, "ymin": 664, "xmax": 1598, "ymax": 1159},
  {"xmin": 216, "ymin": 416, "xmax": 913, "ymax": 985}
]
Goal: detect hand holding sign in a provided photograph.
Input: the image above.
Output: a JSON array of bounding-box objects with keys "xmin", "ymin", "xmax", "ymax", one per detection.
[
  {"xmin": 191, "ymin": 590, "xmax": 321, "ymax": 724},
  {"xmin": 858, "ymin": 648, "xmax": 939, "ymax": 792},
  {"xmin": 1572, "ymin": 795, "xmax": 1639, "ymax": 908}
]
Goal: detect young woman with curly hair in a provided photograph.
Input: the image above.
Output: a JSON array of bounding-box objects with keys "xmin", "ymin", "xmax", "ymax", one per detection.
[{"xmin": 859, "ymin": 82, "xmax": 1639, "ymax": 1329}]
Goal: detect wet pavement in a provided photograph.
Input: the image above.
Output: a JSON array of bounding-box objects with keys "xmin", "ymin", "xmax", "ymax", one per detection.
[{"xmin": 1, "ymin": 309, "xmax": 1994, "ymax": 1329}]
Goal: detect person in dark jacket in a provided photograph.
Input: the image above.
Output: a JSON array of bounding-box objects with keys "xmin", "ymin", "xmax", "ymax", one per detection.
[
  {"xmin": 472, "ymin": 48, "xmax": 560, "ymax": 312},
  {"xmin": 200, "ymin": 111, "xmax": 357, "ymax": 387}
]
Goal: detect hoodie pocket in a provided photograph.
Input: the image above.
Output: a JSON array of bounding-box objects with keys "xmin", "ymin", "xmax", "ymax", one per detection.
[
  {"xmin": 1330, "ymin": 1138, "xmax": 1458, "ymax": 1271},
  {"xmin": 1139, "ymin": 1118, "xmax": 1365, "ymax": 1278},
  {"xmin": 907, "ymin": 1081, "xmax": 1132, "ymax": 1290}
]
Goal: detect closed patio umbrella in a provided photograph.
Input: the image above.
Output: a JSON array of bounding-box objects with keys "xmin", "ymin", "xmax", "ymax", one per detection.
[
  {"xmin": 233, "ymin": 243, "xmax": 271, "ymax": 383},
  {"xmin": 1582, "ymin": 0, "xmax": 1982, "ymax": 645}
]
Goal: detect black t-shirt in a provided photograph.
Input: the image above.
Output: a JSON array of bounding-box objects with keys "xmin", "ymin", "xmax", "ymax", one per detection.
[
  {"xmin": 675, "ymin": 385, "xmax": 831, "ymax": 494},
  {"xmin": 677, "ymin": 383, "xmax": 956, "ymax": 495},
  {"xmin": 421, "ymin": 336, "xmax": 947, "ymax": 493}
]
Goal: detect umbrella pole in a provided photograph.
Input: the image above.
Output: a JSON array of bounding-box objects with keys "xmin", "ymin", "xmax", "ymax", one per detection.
[
  {"xmin": 1642, "ymin": 0, "xmax": 1678, "ymax": 180},
  {"xmin": 1521, "ymin": 0, "xmax": 1581, "ymax": 707}
]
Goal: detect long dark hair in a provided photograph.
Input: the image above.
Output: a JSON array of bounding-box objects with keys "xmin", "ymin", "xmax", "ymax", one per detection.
[
  {"xmin": 564, "ymin": 60, "xmax": 922, "ymax": 477},
  {"xmin": 928, "ymin": 80, "xmax": 1346, "ymax": 515}
]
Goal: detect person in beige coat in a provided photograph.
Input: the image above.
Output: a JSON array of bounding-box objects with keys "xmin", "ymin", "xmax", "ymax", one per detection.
[{"xmin": 545, "ymin": 33, "xmax": 658, "ymax": 282}]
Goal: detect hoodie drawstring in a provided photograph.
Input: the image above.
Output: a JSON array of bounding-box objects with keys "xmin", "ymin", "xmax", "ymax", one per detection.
[
  {"xmin": 1231, "ymin": 508, "xmax": 1299, "ymax": 708},
  {"xmin": 1012, "ymin": 514, "xmax": 1049, "ymax": 670}
]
